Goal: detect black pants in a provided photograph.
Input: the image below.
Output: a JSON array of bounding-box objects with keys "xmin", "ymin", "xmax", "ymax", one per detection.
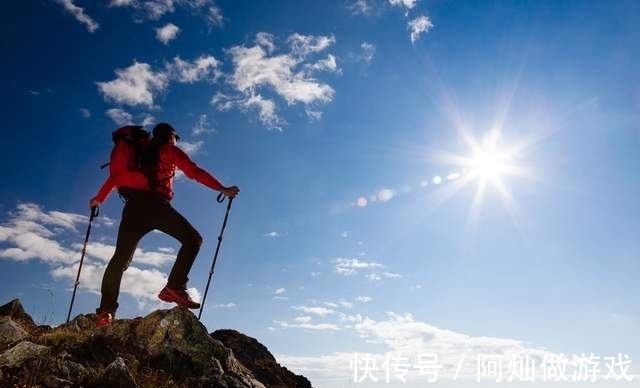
[{"xmin": 98, "ymin": 193, "xmax": 202, "ymax": 314}]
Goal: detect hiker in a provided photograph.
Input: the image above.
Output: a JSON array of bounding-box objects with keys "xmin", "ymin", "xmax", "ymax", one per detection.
[{"xmin": 90, "ymin": 122, "xmax": 239, "ymax": 327}]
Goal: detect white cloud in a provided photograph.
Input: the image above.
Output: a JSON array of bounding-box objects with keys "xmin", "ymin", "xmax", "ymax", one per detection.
[
  {"xmin": 166, "ymin": 55, "xmax": 221, "ymax": 83},
  {"xmin": 207, "ymin": 6, "xmax": 224, "ymax": 27},
  {"xmin": 213, "ymin": 302, "xmax": 236, "ymax": 308},
  {"xmin": 338, "ymin": 300, "xmax": 353, "ymax": 309},
  {"xmin": 293, "ymin": 305, "xmax": 335, "ymax": 317},
  {"xmin": 389, "ymin": 0, "xmax": 418, "ymax": 11},
  {"xmin": 305, "ymin": 54, "xmax": 342, "ymax": 74},
  {"xmin": 109, "ymin": 0, "xmax": 223, "ymax": 23},
  {"xmin": 80, "ymin": 108, "xmax": 91, "ymax": 118},
  {"xmin": 366, "ymin": 271, "xmax": 402, "ymax": 281},
  {"xmin": 141, "ymin": 114, "xmax": 156, "ymax": 127},
  {"xmin": 409, "ymin": 15, "xmax": 434, "ymax": 43},
  {"xmin": 305, "ymin": 108, "xmax": 322, "ymax": 121},
  {"xmin": 332, "ymin": 258, "xmax": 383, "ymax": 275},
  {"xmin": 192, "ymin": 114, "xmax": 216, "ymax": 135},
  {"xmin": 361, "ymin": 42, "xmax": 376, "ymax": 63},
  {"xmin": 51, "ymin": 263, "xmax": 172, "ymax": 305},
  {"xmin": 57, "ymin": 0, "xmax": 99, "ymax": 33},
  {"xmin": 108, "ymin": 0, "xmax": 135, "ymax": 6},
  {"xmin": 144, "ymin": 0, "xmax": 176, "ymax": 20},
  {"xmin": 216, "ymin": 33, "xmax": 338, "ymax": 129},
  {"xmin": 264, "ymin": 231, "xmax": 280, "ymax": 238},
  {"xmin": 0, "ymin": 203, "xmax": 93, "ymax": 265},
  {"xmin": 106, "ymin": 108, "xmax": 133, "ymax": 125},
  {"xmin": 98, "ymin": 56, "xmax": 219, "ymax": 108},
  {"xmin": 277, "ymin": 312, "xmax": 568, "ymax": 384},
  {"xmin": 97, "ymin": 62, "xmax": 169, "ymax": 107},
  {"xmin": 287, "ymin": 34, "xmax": 336, "ymax": 58},
  {"xmin": 255, "ymin": 33, "xmax": 276, "ymax": 54},
  {"xmin": 276, "ymin": 320, "xmax": 341, "ymax": 331},
  {"xmin": 156, "ymin": 23, "xmax": 180, "ymax": 45},
  {"xmin": 226, "ymin": 45, "xmax": 332, "ymax": 104},
  {"xmin": 356, "ymin": 296, "xmax": 373, "ymax": 303},
  {"xmin": 0, "ymin": 203, "xmax": 186, "ymax": 310},
  {"xmin": 178, "ymin": 140, "xmax": 205, "ymax": 156},
  {"xmin": 274, "ymin": 288, "xmax": 286, "ymax": 295},
  {"xmin": 349, "ymin": 0, "xmax": 373, "ymax": 15}
]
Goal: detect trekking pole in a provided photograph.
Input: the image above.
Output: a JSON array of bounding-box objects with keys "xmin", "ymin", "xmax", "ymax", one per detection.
[
  {"xmin": 198, "ymin": 193, "xmax": 234, "ymax": 320},
  {"xmin": 66, "ymin": 206, "xmax": 99, "ymax": 323}
]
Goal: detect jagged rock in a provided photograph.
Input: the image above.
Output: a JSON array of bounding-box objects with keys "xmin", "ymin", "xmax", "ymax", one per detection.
[
  {"xmin": 97, "ymin": 356, "xmax": 137, "ymax": 388},
  {"xmin": 0, "ymin": 316, "xmax": 28, "ymax": 342},
  {"xmin": 212, "ymin": 329, "xmax": 312, "ymax": 388},
  {"xmin": 0, "ymin": 340, "xmax": 50, "ymax": 368},
  {"xmin": 0, "ymin": 298, "xmax": 37, "ymax": 332},
  {"xmin": 60, "ymin": 313, "xmax": 101, "ymax": 332},
  {"xmin": 0, "ymin": 299, "xmax": 314, "ymax": 388},
  {"xmin": 90, "ymin": 308, "xmax": 254, "ymax": 382}
]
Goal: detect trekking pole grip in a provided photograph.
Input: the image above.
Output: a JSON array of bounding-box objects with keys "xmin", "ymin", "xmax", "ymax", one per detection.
[{"xmin": 90, "ymin": 206, "xmax": 99, "ymax": 220}]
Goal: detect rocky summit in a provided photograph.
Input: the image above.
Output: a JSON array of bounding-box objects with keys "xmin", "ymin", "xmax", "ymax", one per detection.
[{"xmin": 0, "ymin": 299, "xmax": 312, "ymax": 388}]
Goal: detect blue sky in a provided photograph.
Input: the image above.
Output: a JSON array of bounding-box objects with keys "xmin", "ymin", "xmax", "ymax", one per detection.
[{"xmin": 1, "ymin": 0, "xmax": 639, "ymax": 387}]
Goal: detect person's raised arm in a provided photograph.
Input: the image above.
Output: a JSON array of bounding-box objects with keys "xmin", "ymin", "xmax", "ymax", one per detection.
[{"xmin": 170, "ymin": 145, "xmax": 239, "ymax": 197}]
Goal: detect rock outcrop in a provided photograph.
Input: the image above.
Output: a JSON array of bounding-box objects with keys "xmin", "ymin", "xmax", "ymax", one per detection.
[{"xmin": 0, "ymin": 299, "xmax": 312, "ymax": 388}]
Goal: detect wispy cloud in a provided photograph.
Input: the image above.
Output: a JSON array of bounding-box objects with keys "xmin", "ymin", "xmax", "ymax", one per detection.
[
  {"xmin": 273, "ymin": 287, "xmax": 288, "ymax": 300},
  {"xmin": 349, "ymin": 0, "xmax": 373, "ymax": 15},
  {"xmin": 108, "ymin": 0, "xmax": 135, "ymax": 6},
  {"xmin": 97, "ymin": 62, "xmax": 168, "ymax": 107},
  {"xmin": 0, "ymin": 203, "xmax": 91, "ymax": 265},
  {"xmin": 332, "ymin": 258, "xmax": 383, "ymax": 276},
  {"xmin": 156, "ymin": 23, "xmax": 180, "ymax": 45},
  {"xmin": 277, "ymin": 312, "xmax": 569, "ymax": 384},
  {"xmin": 97, "ymin": 55, "xmax": 219, "ymax": 107},
  {"xmin": 0, "ymin": 202, "xmax": 185, "ymax": 308},
  {"xmin": 80, "ymin": 108, "xmax": 91, "ymax": 118},
  {"xmin": 109, "ymin": 0, "xmax": 222, "ymax": 23},
  {"xmin": 105, "ymin": 108, "xmax": 133, "ymax": 125},
  {"xmin": 213, "ymin": 302, "xmax": 236, "ymax": 309},
  {"xmin": 276, "ymin": 317, "xmax": 341, "ymax": 331},
  {"xmin": 366, "ymin": 271, "xmax": 402, "ymax": 281},
  {"xmin": 166, "ymin": 55, "xmax": 221, "ymax": 83},
  {"xmin": 360, "ymin": 42, "xmax": 376, "ymax": 63},
  {"xmin": 264, "ymin": 231, "xmax": 280, "ymax": 238},
  {"xmin": 389, "ymin": 0, "xmax": 418, "ymax": 14},
  {"xmin": 178, "ymin": 140, "xmax": 205, "ymax": 156},
  {"xmin": 192, "ymin": 114, "xmax": 216, "ymax": 136},
  {"xmin": 293, "ymin": 305, "xmax": 335, "ymax": 317},
  {"xmin": 57, "ymin": 0, "xmax": 99, "ymax": 33},
  {"xmin": 409, "ymin": 15, "xmax": 434, "ymax": 43},
  {"xmin": 214, "ymin": 32, "xmax": 339, "ymax": 130},
  {"xmin": 206, "ymin": 5, "xmax": 224, "ymax": 27}
]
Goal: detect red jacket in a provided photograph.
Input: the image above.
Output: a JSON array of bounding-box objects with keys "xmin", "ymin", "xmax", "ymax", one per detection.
[
  {"xmin": 151, "ymin": 143, "xmax": 223, "ymax": 200},
  {"xmin": 93, "ymin": 142, "xmax": 223, "ymax": 202},
  {"xmin": 93, "ymin": 140, "xmax": 149, "ymax": 202}
]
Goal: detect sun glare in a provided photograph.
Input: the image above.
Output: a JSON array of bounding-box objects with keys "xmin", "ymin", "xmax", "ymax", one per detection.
[
  {"xmin": 429, "ymin": 128, "xmax": 533, "ymax": 229},
  {"xmin": 469, "ymin": 149, "xmax": 505, "ymax": 180},
  {"xmin": 466, "ymin": 132, "xmax": 513, "ymax": 184}
]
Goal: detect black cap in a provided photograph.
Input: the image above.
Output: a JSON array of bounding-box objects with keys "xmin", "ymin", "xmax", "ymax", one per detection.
[{"xmin": 152, "ymin": 122, "xmax": 180, "ymax": 141}]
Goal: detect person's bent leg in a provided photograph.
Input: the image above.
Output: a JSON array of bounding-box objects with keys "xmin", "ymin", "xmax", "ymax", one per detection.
[{"xmin": 154, "ymin": 202, "xmax": 202, "ymax": 289}]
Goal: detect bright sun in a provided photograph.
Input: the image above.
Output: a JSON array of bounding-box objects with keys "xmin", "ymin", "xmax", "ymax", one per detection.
[
  {"xmin": 431, "ymin": 128, "xmax": 532, "ymax": 227},
  {"xmin": 466, "ymin": 130, "xmax": 512, "ymax": 183}
]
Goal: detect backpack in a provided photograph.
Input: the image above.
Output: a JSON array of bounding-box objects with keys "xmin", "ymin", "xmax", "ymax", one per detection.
[{"xmin": 100, "ymin": 125, "xmax": 152, "ymax": 193}]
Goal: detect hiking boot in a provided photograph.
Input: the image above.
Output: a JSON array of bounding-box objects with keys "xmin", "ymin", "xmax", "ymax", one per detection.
[
  {"xmin": 96, "ymin": 312, "xmax": 114, "ymax": 328},
  {"xmin": 158, "ymin": 286, "xmax": 200, "ymax": 309}
]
